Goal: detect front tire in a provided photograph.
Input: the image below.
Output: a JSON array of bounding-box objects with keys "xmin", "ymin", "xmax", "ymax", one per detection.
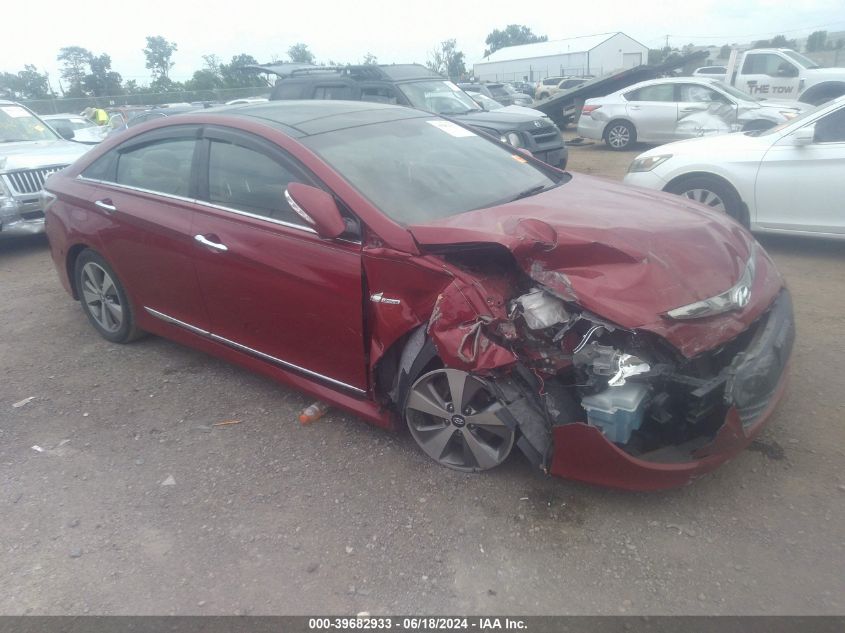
[
  {"xmin": 665, "ymin": 176, "xmax": 747, "ymax": 226},
  {"xmin": 404, "ymin": 368, "xmax": 515, "ymax": 472},
  {"xmin": 74, "ymin": 249, "xmax": 143, "ymax": 343},
  {"xmin": 604, "ymin": 120, "xmax": 636, "ymax": 150}
]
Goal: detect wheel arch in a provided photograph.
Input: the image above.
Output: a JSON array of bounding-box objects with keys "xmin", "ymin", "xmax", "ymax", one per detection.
[
  {"xmin": 800, "ymin": 81, "xmax": 845, "ymax": 106},
  {"xmin": 66, "ymin": 242, "xmax": 94, "ymax": 300},
  {"xmin": 663, "ymin": 171, "xmax": 750, "ymax": 227},
  {"xmin": 602, "ymin": 117, "xmax": 636, "ymax": 140}
]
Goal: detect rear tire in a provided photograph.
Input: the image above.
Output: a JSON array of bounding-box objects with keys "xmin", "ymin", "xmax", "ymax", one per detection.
[
  {"xmin": 665, "ymin": 176, "xmax": 747, "ymax": 227},
  {"xmin": 74, "ymin": 249, "xmax": 144, "ymax": 344},
  {"xmin": 604, "ymin": 120, "xmax": 636, "ymax": 150}
]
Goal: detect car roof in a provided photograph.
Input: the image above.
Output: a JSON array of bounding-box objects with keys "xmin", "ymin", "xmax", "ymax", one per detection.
[
  {"xmin": 251, "ymin": 63, "xmax": 442, "ymax": 83},
  {"xmin": 197, "ymin": 100, "xmax": 427, "ymax": 136}
]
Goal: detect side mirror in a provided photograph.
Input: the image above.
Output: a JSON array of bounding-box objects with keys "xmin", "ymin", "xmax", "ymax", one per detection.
[
  {"xmin": 285, "ymin": 183, "xmax": 346, "ymax": 239},
  {"xmin": 55, "ymin": 126, "xmax": 75, "ymax": 140},
  {"xmin": 792, "ymin": 124, "xmax": 815, "ymax": 146}
]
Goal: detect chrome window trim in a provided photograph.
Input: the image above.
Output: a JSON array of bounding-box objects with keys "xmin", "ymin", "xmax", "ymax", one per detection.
[
  {"xmin": 192, "ymin": 199, "xmax": 318, "ymax": 235},
  {"xmin": 78, "ymin": 176, "xmax": 198, "ymax": 206},
  {"xmin": 144, "ymin": 306, "xmax": 366, "ymax": 394}
]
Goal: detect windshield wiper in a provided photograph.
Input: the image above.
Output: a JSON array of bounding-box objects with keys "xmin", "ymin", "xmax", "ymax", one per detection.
[{"xmin": 509, "ymin": 184, "xmax": 551, "ymax": 202}]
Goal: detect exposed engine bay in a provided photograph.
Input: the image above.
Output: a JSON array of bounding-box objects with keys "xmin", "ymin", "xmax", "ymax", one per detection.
[{"xmin": 416, "ymin": 244, "xmax": 791, "ymax": 474}]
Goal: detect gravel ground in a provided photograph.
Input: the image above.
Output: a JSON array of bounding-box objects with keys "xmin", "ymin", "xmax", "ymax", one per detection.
[{"xmin": 1, "ymin": 139, "xmax": 844, "ymax": 615}]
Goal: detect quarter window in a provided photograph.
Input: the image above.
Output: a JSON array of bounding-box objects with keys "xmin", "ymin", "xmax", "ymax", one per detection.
[
  {"xmin": 205, "ymin": 140, "xmax": 307, "ymax": 225},
  {"xmin": 679, "ymin": 84, "xmax": 729, "ymax": 103},
  {"xmin": 114, "ymin": 138, "xmax": 196, "ymax": 196}
]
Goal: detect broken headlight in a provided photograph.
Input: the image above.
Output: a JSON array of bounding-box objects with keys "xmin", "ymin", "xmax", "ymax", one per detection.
[
  {"xmin": 667, "ymin": 244, "xmax": 756, "ymax": 320},
  {"xmin": 499, "ymin": 132, "xmax": 524, "ymax": 148}
]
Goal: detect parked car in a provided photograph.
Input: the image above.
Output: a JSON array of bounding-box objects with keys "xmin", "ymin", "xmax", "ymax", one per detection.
[
  {"xmin": 41, "ymin": 114, "xmax": 107, "ymax": 144},
  {"xmin": 577, "ymin": 77, "xmax": 806, "ymax": 150},
  {"xmin": 509, "ymin": 81, "xmax": 534, "ymax": 97},
  {"xmin": 44, "ymin": 100, "xmax": 793, "ymax": 490},
  {"xmin": 624, "ymin": 95, "xmax": 844, "ymax": 237},
  {"xmin": 0, "ymin": 101, "xmax": 90, "ymax": 234},
  {"xmin": 458, "ymin": 82, "xmax": 533, "ymax": 107},
  {"xmin": 536, "ymin": 76, "xmax": 593, "ymax": 100},
  {"xmin": 692, "ymin": 66, "xmax": 728, "ymax": 80},
  {"xmin": 260, "ymin": 63, "xmax": 566, "ymax": 168}
]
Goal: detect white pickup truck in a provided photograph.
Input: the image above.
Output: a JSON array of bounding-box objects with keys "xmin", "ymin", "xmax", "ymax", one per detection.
[{"xmin": 724, "ymin": 48, "xmax": 845, "ymax": 106}]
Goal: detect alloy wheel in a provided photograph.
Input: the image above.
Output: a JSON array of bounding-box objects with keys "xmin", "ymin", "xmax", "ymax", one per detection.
[
  {"xmin": 80, "ymin": 262, "xmax": 123, "ymax": 333},
  {"xmin": 682, "ymin": 188, "xmax": 726, "ymax": 212},
  {"xmin": 405, "ymin": 368, "xmax": 515, "ymax": 472},
  {"xmin": 607, "ymin": 124, "xmax": 631, "ymax": 148}
]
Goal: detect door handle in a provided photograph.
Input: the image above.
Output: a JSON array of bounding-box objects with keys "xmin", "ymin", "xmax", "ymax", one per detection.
[
  {"xmin": 94, "ymin": 199, "xmax": 117, "ymax": 213},
  {"xmin": 629, "ymin": 105, "xmax": 641, "ymax": 110},
  {"xmin": 194, "ymin": 234, "xmax": 228, "ymax": 252}
]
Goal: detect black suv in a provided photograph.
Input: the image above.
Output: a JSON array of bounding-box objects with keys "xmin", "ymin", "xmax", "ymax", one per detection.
[{"xmin": 254, "ymin": 63, "xmax": 567, "ymax": 169}]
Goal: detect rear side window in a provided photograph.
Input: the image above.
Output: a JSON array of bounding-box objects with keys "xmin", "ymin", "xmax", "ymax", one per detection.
[
  {"xmin": 204, "ymin": 140, "xmax": 307, "ymax": 225},
  {"xmin": 360, "ymin": 86, "xmax": 398, "ymax": 104},
  {"xmin": 115, "ymin": 138, "xmax": 196, "ymax": 196},
  {"xmin": 313, "ymin": 85, "xmax": 353, "ymax": 100},
  {"xmin": 625, "ymin": 85, "xmax": 675, "ymax": 102},
  {"xmin": 273, "ymin": 82, "xmax": 305, "ymax": 99}
]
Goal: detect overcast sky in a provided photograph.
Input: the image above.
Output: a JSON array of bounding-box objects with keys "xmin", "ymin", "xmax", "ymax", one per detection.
[{"xmin": 4, "ymin": 0, "xmax": 844, "ymax": 88}]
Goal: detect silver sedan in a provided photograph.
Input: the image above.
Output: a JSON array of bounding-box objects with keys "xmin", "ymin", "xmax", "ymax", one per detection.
[{"xmin": 577, "ymin": 77, "xmax": 807, "ymax": 150}]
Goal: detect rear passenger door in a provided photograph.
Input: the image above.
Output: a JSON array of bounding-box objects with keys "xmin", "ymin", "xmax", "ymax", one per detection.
[
  {"xmin": 78, "ymin": 125, "xmax": 210, "ymax": 329},
  {"xmin": 190, "ymin": 126, "xmax": 368, "ymax": 392},
  {"xmin": 624, "ymin": 84, "xmax": 678, "ymax": 142}
]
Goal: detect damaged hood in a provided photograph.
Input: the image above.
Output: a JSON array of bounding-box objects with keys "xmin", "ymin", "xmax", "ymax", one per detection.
[{"xmin": 409, "ymin": 173, "xmax": 784, "ymax": 357}]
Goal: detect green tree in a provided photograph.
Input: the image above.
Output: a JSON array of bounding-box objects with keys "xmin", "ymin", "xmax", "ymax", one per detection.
[
  {"xmin": 483, "ymin": 25, "xmax": 547, "ymax": 57},
  {"xmin": 756, "ymin": 35, "xmax": 797, "ymax": 49},
  {"xmin": 82, "ymin": 54, "xmax": 123, "ymax": 96},
  {"xmin": 806, "ymin": 30, "xmax": 827, "ymax": 52},
  {"xmin": 0, "ymin": 72, "xmax": 23, "ymax": 99},
  {"xmin": 426, "ymin": 39, "xmax": 467, "ymax": 80},
  {"xmin": 143, "ymin": 35, "xmax": 178, "ymax": 82},
  {"xmin": 124, "ymin": 79, "xmax": 144, "ymax": 94},
  {"xmin": 57, "ymin": 46, "xmax": 93, "ymax": 97},
  {"xmin": 362, "ymin": 52, "xmax": 378, "ymax": 65},
  {"xmin": 17, "ymin": 65, "xmax": 52, "ymax": 99},
  {"xmin": 719, "ymin": 44, "xmax": 732, "ymax": 59},
  {"xmin": 288, "ymin": 43, "xmax": 315, "ymax": 64},
  {"xmin": 219, "ymin": 54, "xmax": 265, "ymax": 88}
]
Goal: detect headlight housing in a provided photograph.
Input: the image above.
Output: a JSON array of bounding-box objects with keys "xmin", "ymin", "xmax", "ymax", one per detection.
[
  {"xmin": 628, "ymin": 154, "xmax": 672, "ymax": 173},
  {"xmin": 499, "ymin": 132, "xmax": 523, "ymax": 148},
  {"xmin": 667, "ymin": 244, "xmax": 757, "ymax": 320}
]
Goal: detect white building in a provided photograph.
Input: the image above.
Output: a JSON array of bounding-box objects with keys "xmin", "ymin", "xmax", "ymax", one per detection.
[{"xmin": 472, "ymin": 32, "xmax": 649, "ymax": 82}]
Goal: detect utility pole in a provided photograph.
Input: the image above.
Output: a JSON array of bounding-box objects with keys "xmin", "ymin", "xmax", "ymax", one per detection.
[{"xmin": 665, "ymin": 35, "xmax": 670, "ymax": 49}]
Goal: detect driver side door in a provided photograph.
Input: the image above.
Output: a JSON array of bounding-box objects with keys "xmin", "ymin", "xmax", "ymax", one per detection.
[{"xmin": 755, "ymin": 107, "xmax": 845, "ymax": 234}]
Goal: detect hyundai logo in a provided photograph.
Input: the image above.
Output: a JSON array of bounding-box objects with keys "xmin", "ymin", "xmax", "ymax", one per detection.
[{"xmin": 732, "ymin": 284, "xmax": 751, "ymax": 309}]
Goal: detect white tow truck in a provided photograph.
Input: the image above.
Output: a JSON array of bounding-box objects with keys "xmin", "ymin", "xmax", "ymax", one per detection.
[{"xmin": 724, "ymin": 48, "xmax": 845, "ymax": 105}]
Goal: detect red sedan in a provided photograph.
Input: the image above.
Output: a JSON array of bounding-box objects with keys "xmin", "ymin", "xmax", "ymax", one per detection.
[{"xmin": 43, "ymin": 101, "xmax": 794, "ymax": 490}]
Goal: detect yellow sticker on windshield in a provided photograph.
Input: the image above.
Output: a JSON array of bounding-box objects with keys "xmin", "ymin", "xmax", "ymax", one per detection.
[
  {"xmin": 34, "ymin": 125, "xmax": 45, "ymax": 132},
  {"xmin": 511, "ymin": 154, "xmax": 528, "ymax": 163}
]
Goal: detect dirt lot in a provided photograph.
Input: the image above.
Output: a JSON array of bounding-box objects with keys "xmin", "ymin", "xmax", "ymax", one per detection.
[{"xmin": 1, "ymin": 140, "xmax": 844, "ymax": 615}]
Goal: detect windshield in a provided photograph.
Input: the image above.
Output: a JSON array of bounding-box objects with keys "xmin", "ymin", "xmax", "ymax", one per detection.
[
  {"xmin": 398, "ymin": 81, "xmax": 481, "ymax": 115},
  {"xmin": 783, "ymin": 50, "xmax": 820, "ymax": 69},
  {"xmin": 302, "ymin": 116, "xmax": 563, "ymax": 225},
  {"xmin": 467, "ymin": 92, "xmax": 503, "ymax": 110},
  {"xmin": 0, "ymin": 105, "xmax": 60, "ymax": 142}
]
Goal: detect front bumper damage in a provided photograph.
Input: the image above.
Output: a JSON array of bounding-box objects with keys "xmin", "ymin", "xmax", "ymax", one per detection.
[
  {"xmin": 424, "ymin": 253, "xmax": 794, "ymax": 489},
  {"xmin": 549, "ymin": 290, "xmax": 794, "ymax": 490}
]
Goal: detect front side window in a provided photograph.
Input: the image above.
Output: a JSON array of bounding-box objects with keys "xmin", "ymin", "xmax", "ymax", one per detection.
[
  {"xmin": 398, "ymin": 81, "xmax": 481, "ymax": 115},
  {"xmin": 115, "ymin": 138, "xmax": 196, "ymax": 196},
  {"xmin": 814, "ymin": 108, "xmax": 845, "ymax": 143},
  {"xmin": 360, "ymin": 86, "xmax": 398, "ymax": 104},
  {"xmin": 302, "ymin": 116, "xmax": 565, "ymax": 225},
  {"xmin": 742, "ymin": 54, "xmax": 797, "ymax": 77},
  {"xmin": 0, "ymin": 104, "xmax": 60, "ymax": 142},
  {"xmin": 625, "ymin": 84, "xmax": 675, "ymax": 102},
  {"xmin": 679, "ymin": 84, "xmax": 729, "ymax": 103},
  {"xmin": 204, "ymin": 140, "xmax": 307, "ymax": 225}
]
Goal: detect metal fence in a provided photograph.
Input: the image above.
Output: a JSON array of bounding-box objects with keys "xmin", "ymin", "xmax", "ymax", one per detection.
[{"xmin": 19, "ymin": 86, "xmax": 272, "ymax": 115}]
